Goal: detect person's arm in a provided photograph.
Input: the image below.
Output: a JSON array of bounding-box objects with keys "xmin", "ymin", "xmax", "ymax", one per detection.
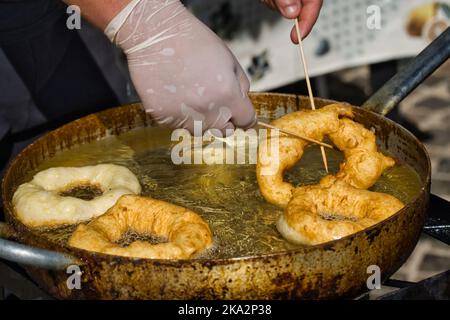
[
  {"xmin": 62, "ymin": 0, "xmax": 130, "ymax": 30},
  {"xmin": 61, "ymin": 0, "xmax": 256, "ymax": 134},
  {"xmin": 261, "ymin": 0, "xmax": 323, "ymax": 43}
]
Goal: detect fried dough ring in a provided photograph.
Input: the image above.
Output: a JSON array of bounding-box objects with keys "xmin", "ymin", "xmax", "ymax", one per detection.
[
  {"xmin": 329, "ymin": 118, "xmax": 395, "ymax": 189},
  {"xmin": 68, "ymin": 195, "xmax": 214, "ymax": 259},
  {"xmin": 13, "ymin": 164, "xmax": 141, "ymax": 228},
  {"xmin": 256, "ymin": 104, "xmax": 395, "ymax": 207},
  {"xmin": 277, "ymin": 177, "xmax": 405, "ymax": 245},
  {"xmin": 257, "ymin": 104, "xmax": 353, "ymax": 207}
]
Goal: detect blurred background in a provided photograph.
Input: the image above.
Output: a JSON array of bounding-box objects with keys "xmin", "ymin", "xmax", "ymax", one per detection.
[{"xmin": 0, "ymin": 0, "xmax": 449, "ymax": 290}]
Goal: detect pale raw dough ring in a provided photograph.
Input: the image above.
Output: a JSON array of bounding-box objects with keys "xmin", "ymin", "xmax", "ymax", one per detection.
[
  {"xmin": 13, "ymin": 164, "xmax": 141, "ymax": 228},
  {"xmin": 68, "ymin": 195, "xmax": 214, "ymax": 259}
]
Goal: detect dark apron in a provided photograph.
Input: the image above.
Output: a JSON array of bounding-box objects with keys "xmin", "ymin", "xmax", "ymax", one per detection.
[{"xmin": 0, "ymin": 0, "xmax": 120, "ymax": 175}]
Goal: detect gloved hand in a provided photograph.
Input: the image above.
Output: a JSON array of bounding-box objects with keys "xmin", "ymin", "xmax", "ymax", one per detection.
[
  {"xmin": 261, "ymin": 0, "xmax": 323, "ymax": 43},
  {"xmin": 105, "ymin": 0, "xmax": 256, "ymax": 134}
]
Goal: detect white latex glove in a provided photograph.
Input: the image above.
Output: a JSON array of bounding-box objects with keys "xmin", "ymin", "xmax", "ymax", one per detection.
[{"xmin": 105, "ymin": 0, "xmax": 256, "ymax": 134}]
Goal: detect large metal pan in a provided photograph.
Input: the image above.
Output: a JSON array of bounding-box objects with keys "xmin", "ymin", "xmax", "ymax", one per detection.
[{"xmin": 0, "ymin": 28, "xmax": 448, "ymax": 300}]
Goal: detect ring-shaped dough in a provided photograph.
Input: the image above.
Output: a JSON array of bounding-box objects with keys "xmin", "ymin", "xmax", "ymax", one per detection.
[
  {"xmin": 277, "ymin": 177, "xmax": 405, "ymax": 245},
  {"xmin": 13, "ymin": 164, "xmax": 141, "ymax": 227},
  {"xmin": 256, "ymin": 104, "xmax": 395, "ymax": 208},
  {"xmin": 68, "ymin": 195, "xmax": 214, "ymax": 259}
]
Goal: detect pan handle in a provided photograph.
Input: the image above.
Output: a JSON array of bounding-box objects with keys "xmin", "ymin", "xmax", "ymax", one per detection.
[
  {"xmin": 423, "ymin": 194, "xmax": 450, "ymax": 245},
  {"xmin": 362, "ymin": 27, "xmax": 450, "ymax": 115},
  {"xmin": 0, "ymin": 222, "xmax": 80, "ymax": 271}
]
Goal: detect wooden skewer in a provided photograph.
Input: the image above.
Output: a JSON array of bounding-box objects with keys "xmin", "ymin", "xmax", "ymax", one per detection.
[
  {"xmin": 294, "ymin": 19, "xmax": 329, "ymax": 173},
  {"xmin": 258, "ymin": 121, "xmax": 334, "ymax": 149}
]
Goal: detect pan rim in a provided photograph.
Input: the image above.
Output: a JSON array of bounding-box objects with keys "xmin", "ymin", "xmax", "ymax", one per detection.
[{"xmin": 1, "ymin": 92, "xmax": 432, "ymax": 266}]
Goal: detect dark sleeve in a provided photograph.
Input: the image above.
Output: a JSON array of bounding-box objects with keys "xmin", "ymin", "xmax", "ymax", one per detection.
[{"xmin": 0, "ymin": 0, "xmax": 66, "ymax": 45}]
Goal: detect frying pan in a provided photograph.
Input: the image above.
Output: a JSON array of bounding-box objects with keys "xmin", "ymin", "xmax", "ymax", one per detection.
[{"xmin": 0, "ymin": 28, "xmax": 449, "ymax": 300}]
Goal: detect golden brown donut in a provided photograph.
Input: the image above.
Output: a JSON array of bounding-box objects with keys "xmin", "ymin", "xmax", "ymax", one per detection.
[
  {"xmin": 329, "ymin": 118, "xmax": 395, "ymax": 189},
  {"xmin": 256, "ymin": 104, "xmax": 395, "ymax": 207},
  {"xmin": 257, "ymin": 104, "xmax": 353, "ymax": 208},
  {"xmin": 277, "ymin": 177, "xmax": 405, "ymax": 245},
  {"xmin": 69, "ymin": 195, "xmax": 213, "ymax": 259},
  {"xmin": 406, "ymin": 2, "xmax": 438, "ymax": 37}
]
